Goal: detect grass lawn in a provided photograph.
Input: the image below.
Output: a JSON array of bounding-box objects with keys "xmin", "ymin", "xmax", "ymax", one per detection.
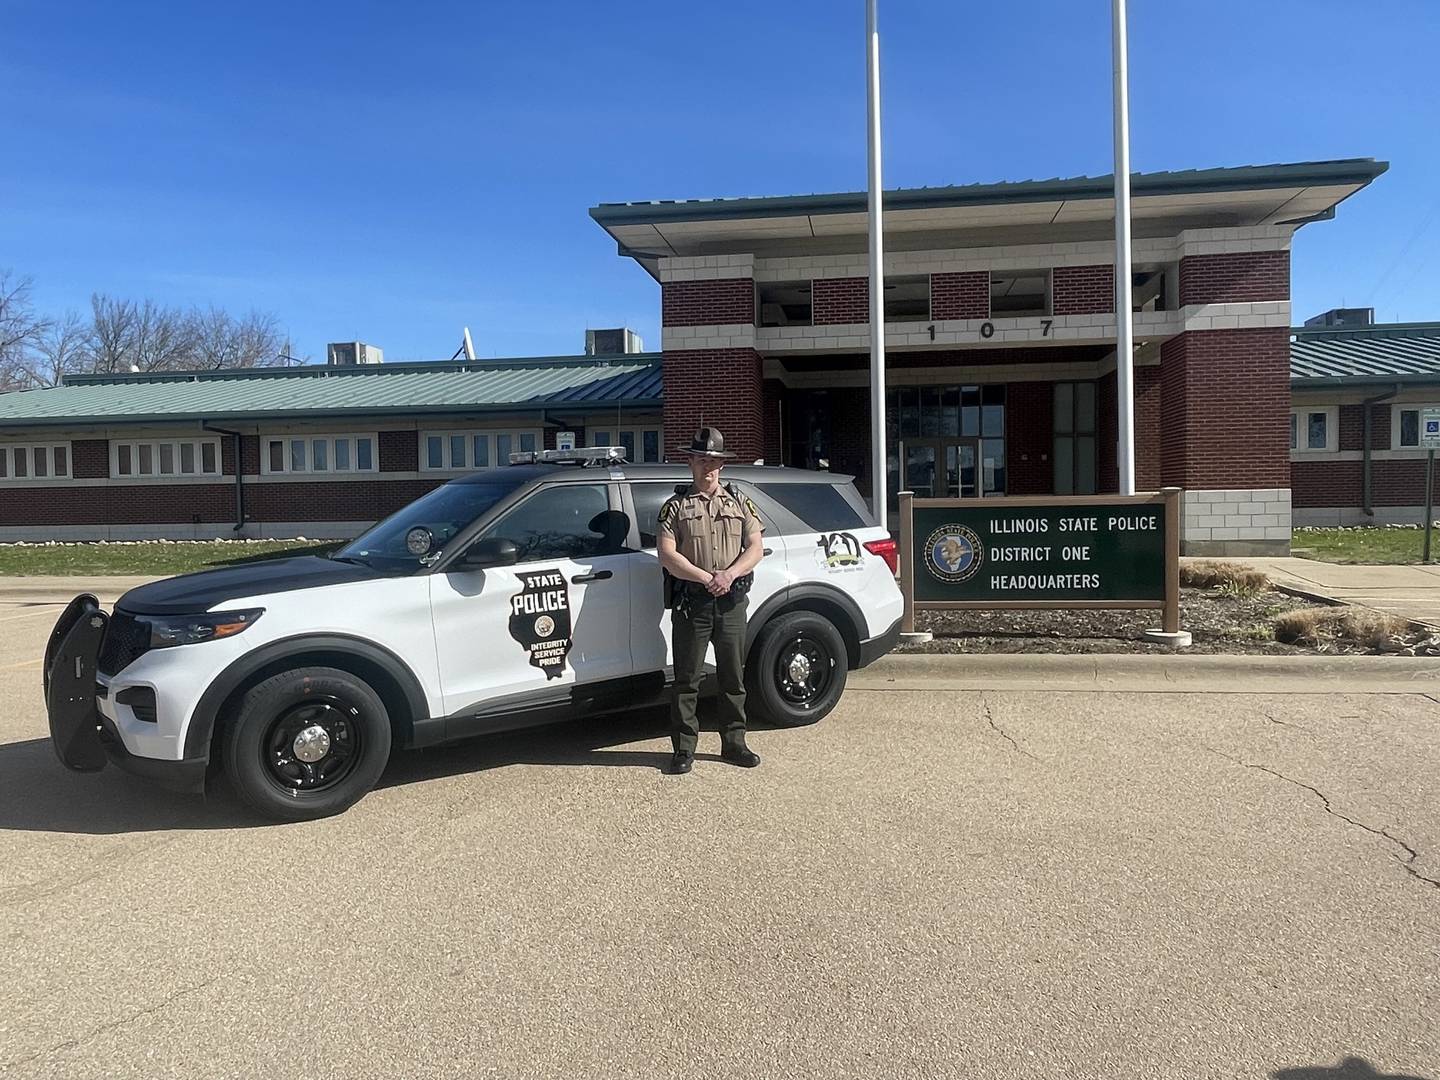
[
  {"xmin": 1291, "ymin": 527, "xmax": 1434, "ymax": 565},
  {"xmin": 0, "ymin": 540, "xmax": 340, "ymax": 577}
]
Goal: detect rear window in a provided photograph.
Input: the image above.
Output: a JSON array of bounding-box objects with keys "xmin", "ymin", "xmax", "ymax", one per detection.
[{"xmin": 757, "ymin": 483, "xmax": 867, "ymax": 531}]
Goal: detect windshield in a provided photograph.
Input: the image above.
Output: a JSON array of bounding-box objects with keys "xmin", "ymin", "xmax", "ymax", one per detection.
[{"xmin": 334, "ymin": 480, "xmax": 523, "ymax": 572}]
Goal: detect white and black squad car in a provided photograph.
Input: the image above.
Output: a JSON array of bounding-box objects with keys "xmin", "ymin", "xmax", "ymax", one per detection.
[{"xmin": 44, "ymin": 447, "xmax": 904, "ymax": 821}]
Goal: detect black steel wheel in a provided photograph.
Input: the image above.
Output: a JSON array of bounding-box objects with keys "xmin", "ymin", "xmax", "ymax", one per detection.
[
  {"xmin": 746, "ymin": 611, "xmax": 849, "ymax": 727},
  {"xmin": 224, "ymin": 666, "xmax": 391, "ymax": 822}
]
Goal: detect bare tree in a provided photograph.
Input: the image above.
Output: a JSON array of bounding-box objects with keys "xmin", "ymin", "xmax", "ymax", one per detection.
[
  {"xmin": 0, "ymin": 270, "xmax": 51, "ymax": 391},
  {"xmin": 19, "ymin": 311, "xmax": 91, "ymax": 388},
  {"xmin": 88, "ymin": 294, "xmax": 198, "ymax": 373},
  {"xmin": 190, "ymin": 307, "xmax": 284, "ymax": 369}
]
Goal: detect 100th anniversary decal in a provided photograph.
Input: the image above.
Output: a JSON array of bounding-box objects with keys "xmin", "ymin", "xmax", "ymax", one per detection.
[{"xmin": 508, "ymin": 570, "xmax": 572, "ymax": 679}]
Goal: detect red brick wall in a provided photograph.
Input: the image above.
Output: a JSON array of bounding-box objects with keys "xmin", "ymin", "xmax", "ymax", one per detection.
[
  {"xmin": 1053, "ymin": 265, "xmax": 1115, "ymax": 316},
  {"xmin": 762, "ymin": 379, "xmax": 784, "ymax": 464},
  {"xmin": 931, "ymin": 272, "xmax": 988, "ymax": 320},
  {"xmin": 72, "ymin": 439, "xmax": 110, "ymax": 479},
  {"xmin": 661, "ymin": 279, "xmax": 755, "ymax": 327},
  {"xmin": 0, "ymin": 478, "xmax": 447, "ymax": 527},
  {"xmin": 1292, "ymin": 459, "xmax": 1431, "ymax": 508},
  {"xmin": 1337, "ymin": 402, "xmax": 1392, "ymax": 451},
  {"xmin": 1160, "ymin": 328, "xmax": 1290, "ymax": 488},
  {"xmin": 1179, "ymin": 251, "xmax": 1289, "ymax": 305},
  {"xmin": 1006, "ymin": 381, "xmax": 1053, "ymax": 496},
  {"xmin": 827, "ymin": 387, "xmax": 871, "ymax": 494},
  {"xmin": 1136, "ymin": 364, "xmax": 1163, "ymax": 490},
  {"xmin": 812, "ymin": 277, "xmax": 869, "ymax": 325},
  {"xmin": 661, "ymin": 348, "xmax": 764, "ymax": 462},
  {"xmin": 1098, "ymin": 372, "xmax": 1118, "ymax": 492},
  {"xmin": 379, "ymin": 430, "xmax": 418, "ymax": 472}
]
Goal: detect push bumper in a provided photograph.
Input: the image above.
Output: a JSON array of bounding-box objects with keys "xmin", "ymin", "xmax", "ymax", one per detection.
[
  {"xmin": 855, "ymin": 616, "xmax": 902, "ymax": 669},
  {"xmin": 44, "ymin": 595, "xmax": 207, "ymax": 794}
]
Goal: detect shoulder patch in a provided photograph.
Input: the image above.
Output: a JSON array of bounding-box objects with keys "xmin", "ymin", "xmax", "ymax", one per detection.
[{"xmin": 658, "ymin": 497, "xmax": 681, "ymax": 526}]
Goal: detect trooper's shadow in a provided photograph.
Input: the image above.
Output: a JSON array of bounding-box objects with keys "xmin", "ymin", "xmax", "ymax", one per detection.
[{"xmin": 1273, "ymin": 1058, "xmax": 1433, "ymax": 1080}]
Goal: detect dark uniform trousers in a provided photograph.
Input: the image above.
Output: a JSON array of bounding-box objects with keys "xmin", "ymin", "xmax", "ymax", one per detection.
[{"xmin": 670, "ymin": 592, "xmax": 748, "ymax": 755}]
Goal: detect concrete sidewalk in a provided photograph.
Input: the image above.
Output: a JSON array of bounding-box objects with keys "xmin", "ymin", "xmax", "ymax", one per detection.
[{"xmin": 1225, "ymin": 556, "xmax": 1440, "ymax": 629}]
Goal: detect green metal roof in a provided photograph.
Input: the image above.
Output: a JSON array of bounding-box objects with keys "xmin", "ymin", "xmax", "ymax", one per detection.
[
  {"xmin": 590, "ymin": 159, "xmax": 1389, "ymax": 225},
  {"xmin": 0, "ymin": 354, "xmax": 663, "ymax": 428},
  {"xmin": 1291, "ymin": 323, "xmax": 1440, "ymax": 387}
]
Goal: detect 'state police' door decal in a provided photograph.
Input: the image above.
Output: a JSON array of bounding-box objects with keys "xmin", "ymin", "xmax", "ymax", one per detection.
[{"xmin": 508, "ymin": 570, "xmax": 572, "ymax": 679}]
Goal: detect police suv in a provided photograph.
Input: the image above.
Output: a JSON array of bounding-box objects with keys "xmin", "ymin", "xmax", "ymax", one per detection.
[{"xmin": 44, "ymin": 448, "xmax": 903, "ymax": 821}]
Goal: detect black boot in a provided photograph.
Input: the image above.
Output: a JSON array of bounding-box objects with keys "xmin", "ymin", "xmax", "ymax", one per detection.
[
  {"xmin": 721, "ymin": 745, "xmax": 760, "ymax": 768},
  {"xmin": 669, "ymin": 751, "xmax": 694, "ymax": 774}
]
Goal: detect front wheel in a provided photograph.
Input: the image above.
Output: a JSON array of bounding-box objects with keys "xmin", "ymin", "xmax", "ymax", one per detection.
[
  {"xmin": 223, "ymin": 666, "xmax": 392, "ymax": 822},
  {"xmin": 745, "ymin": 611, "xmax": 849, "ymax": 727}
]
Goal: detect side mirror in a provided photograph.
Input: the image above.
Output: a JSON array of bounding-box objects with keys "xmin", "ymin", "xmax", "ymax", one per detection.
[{"xmin": 459, "ymin": 537, "xmax": 518, "ymax": 569}]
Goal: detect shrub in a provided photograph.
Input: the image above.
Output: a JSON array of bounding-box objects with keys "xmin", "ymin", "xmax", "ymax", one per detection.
[{"xmin": 1181, "ymin": 560, "xmax": 1269, "ymax": 595}]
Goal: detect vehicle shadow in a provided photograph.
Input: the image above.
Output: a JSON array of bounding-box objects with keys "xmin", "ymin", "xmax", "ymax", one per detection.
[
  {"xmin": 1272, "ymin": 1058, "xmax": 1432, "ymax": 1080},
  {"xmin": 0, "ymin": 702, "xmax": 763, "ymax": 835}
]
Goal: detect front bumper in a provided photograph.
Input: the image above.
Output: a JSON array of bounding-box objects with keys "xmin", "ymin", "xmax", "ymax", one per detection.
[
  {"xmin": 855, "ymin": 616, "xmax": 902, "ymax": 669},
  {"xmin": 44, "ymin": 595, "xmax": 207, "ymax": 794}
]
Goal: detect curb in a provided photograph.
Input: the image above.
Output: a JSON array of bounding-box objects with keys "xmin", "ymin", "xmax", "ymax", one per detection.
[{"xmin": 851, "ymin": 653, "xmax": 1440, "ymax": 694}]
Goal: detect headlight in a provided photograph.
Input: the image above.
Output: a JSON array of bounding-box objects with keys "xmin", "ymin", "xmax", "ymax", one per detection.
[{"xmin": 147, "ymin": 609, "xmax": 264, "ymax": 649}]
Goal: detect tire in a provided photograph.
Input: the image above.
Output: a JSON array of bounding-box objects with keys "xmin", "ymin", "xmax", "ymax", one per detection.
[
  {"xmin": 745, "ymin": 611, "xmax": 849, "ymax": 727},
  {"xmin": 222, "ymin": 666, "xmax": 392, "ymax": 822}
]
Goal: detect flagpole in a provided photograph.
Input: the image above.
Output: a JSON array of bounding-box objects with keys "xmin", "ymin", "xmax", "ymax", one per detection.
[
  {"xmin": 866, "ymin": 0, "xmax": 888, "ymax": 527},
  {"xmin": 1112, "ymin": 0, "xmax": 1136, "ymax": 495}
]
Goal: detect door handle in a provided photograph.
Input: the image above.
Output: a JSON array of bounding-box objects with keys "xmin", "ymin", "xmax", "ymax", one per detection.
[
  {"xmin": 763, "ymin": 547, "xmax": 773, "ymax": 556},
  {"xmin": 571, "ymin": 570, "xmax": 613, "ymax": 583}
]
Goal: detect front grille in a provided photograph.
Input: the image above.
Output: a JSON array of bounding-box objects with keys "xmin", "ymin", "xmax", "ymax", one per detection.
[{"xmin": 98, "ymin": 611, "xmax": 151, "ymax": 676}]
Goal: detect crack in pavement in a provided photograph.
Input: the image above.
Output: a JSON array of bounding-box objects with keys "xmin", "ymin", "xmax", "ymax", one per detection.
[
  {"xmin": 1, "ymin": 976, "xmax": 220, "ymax": 1070},
  {"xmin": 1260, "ymin": 710, "xmax": 1316, "ymax": 735},
  {"xmin": 1206, "ymin": 747, "xmax": 1439, "ymax": 893},
  {"xmin": 980, "ymin": 696, "xmax": 1041, "ymax": 762}
]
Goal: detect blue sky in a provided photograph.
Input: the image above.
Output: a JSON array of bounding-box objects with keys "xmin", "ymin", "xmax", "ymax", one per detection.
[{"xmin": 3, "ymin": 0, "xmax": 1436, "ymax": 361}]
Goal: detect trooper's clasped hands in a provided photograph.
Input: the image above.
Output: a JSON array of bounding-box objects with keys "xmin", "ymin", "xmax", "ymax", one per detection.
[{"xmin": 706, "ymin": 568, "xmax": 735, "ymax": 596}]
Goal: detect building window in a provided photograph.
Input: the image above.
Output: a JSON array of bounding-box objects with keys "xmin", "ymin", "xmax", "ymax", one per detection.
[
  {"xmin": 757, "ymin": 281, "xmax": 812, "ymax": 327},
  {"xmin": 990, "ymin": 270, "xmax": 1050, "ymax": 317},
  {"xmin": 1054, "ymin": 382, "xmax": 1097, "ymax": 495},
  {"xmin": 589, "ymin": 427, "xmax": 663, "ymax": 463},
  {"xmin": 1131, "ymin": 265, "xmax": 1176, "ymax": 312},
  {"xmin": 1394, "ymin": 406, "xmax": 1437, "ymax": 449},
  {"xmin": 0, "ymin": 442, "xmax": 72, "ymax": 482},
  {"xmin": 111, "ymin": 438, "xmax": 220, "ymax": 479},
  {"xmin": 885, "ymin": 276, "xmax": 930, "ymax": 321},
  {"xmin": 1289, "ymin": 408, "xmax": 1336, "ymax": 453},
  {"xmin": 262, "ymin": 433, "xmax": 377, "ymax": 475},
  {"xmin": 420, "ymin": 430, "xmax": 540, "ymax": 471}
]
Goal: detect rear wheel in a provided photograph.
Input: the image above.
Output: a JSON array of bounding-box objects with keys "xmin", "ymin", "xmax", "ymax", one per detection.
[
  {"xmin": 223, "ymin": 666, "xmax": 391, "ymax": 822},
  {"xmin": 745, "ymin": 611, "xmax": 848, "ymax": 727}
]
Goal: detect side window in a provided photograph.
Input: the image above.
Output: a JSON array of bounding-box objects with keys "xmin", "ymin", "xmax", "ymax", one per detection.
[
  {"xmin": 756, "ymin": 483, "xmax": 866, "ymax": 531},
  {"xmin": 631, "ymin": 483, "xmax": 681, "ymax": 549},
  {"xmin": 474, "ymin": 484, "xmax": 623, "ymax": 562}
]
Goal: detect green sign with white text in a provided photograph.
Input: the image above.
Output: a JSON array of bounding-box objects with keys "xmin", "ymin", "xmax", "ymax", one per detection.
[{"xmin": 910, "ymin": 502, "xmax": 1166, "ymax": 603}]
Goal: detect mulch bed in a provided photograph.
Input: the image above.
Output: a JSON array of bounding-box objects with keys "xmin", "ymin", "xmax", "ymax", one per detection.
[{"xmin": 899, "ymin": 587, "xmax": 1340, "ymax": 656}]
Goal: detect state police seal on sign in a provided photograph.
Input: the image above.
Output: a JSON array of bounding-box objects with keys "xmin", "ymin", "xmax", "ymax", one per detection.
[{"xmin": 922, "ymin": 524, "xmax": 984, "ymax": 584}]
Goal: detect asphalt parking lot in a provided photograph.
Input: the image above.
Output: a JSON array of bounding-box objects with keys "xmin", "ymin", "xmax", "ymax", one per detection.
[{"xmin": 2, "ymin": 597, "xmax": 1437, "ymax": 1080}]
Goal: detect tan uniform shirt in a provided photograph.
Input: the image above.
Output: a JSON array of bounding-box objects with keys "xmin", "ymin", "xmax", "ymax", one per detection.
[{"xmin": 657, "ymin": 485, "xmax": 763, "ymax": 573}]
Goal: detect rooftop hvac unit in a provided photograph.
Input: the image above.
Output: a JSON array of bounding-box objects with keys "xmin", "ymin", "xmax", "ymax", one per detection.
[
  {"xmin": 326, "ymin": 342, "xmax": 384, "ymax": 366},
  {"xmin": 1303, "ymin": 308, "xmax": 1375, "ymax": 329},
  {"xmin": 585, "ymin": 328, "xmax": 644, "ymax": 356}
]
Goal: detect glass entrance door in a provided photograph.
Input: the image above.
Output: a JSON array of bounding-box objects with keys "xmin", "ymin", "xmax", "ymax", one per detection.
[{"xmin": 901, "ymin": 438, "xmax": 981, "ymax": 498}]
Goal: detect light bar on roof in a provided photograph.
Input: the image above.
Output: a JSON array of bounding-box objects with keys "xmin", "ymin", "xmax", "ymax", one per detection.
[{"xmin": 508, "ymin": 446, "xmax": 628, "ymax": 466}]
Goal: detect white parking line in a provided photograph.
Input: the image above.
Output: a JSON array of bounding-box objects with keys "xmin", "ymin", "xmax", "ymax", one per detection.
[{"xmin": 0, "ymin": 606, "xmax": 63, "ymax": 623}]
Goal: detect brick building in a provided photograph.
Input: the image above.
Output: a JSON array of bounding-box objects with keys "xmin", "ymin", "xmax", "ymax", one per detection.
[
  {"xmin": 590, "ymin": 158, "xmax": 1388, "ymax": 554},
  {"xmin": 0, "ymin": 354, "xmax": 662, "ymax": 540},
  {"xmin": 1289, "ymin": 316, "xmax": 1440, "ymax": 525},
  {"xmin": 1, "ymin": 158, "xmax": 1397, "ymax": 551}
]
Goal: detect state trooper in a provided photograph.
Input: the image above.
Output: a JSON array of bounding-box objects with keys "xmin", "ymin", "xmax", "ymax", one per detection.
[{"xmin": 657, "ymin": 428, "xmax": 765, "ymax": 775}]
